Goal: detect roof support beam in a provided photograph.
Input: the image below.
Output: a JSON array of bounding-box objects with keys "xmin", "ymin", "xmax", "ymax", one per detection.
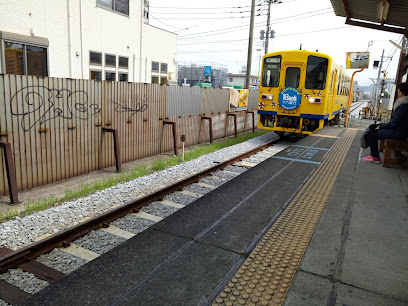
[
  {"xmin": 340, "ymin": 0, "xmax": 350, "ymax": 18},
  {"xmin": 345, "ymin": 18, "xmax": 408, "ymax": 36}
]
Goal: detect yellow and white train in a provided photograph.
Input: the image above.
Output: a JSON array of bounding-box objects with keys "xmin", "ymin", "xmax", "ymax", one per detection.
[{"xmin": 257, "ymin": 50, "xmax": 351, "ymax": 134}]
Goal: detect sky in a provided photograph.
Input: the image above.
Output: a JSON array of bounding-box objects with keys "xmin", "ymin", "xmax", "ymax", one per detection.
[{"xmin": 148, "ymin": 0, "xmax": 403, "ymax": 87}]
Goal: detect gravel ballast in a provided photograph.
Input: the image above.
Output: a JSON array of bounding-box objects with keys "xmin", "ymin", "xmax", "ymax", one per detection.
[{"xmin": 0, "ymin": 132, "xmax": 281, "ymax": 251}]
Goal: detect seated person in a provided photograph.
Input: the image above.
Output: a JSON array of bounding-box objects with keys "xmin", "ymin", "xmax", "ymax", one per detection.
[{"xmin": 362, "ymin": 82, "xmax": 408, "ymax": 163}]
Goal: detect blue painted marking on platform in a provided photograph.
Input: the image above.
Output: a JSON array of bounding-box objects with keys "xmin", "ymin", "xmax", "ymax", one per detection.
[
  {"xmin": 292, "ymin": 145, "xmax": 330, "ymax": 151},
  {"xmin": 272, "ymin": 156, "xmax": 321, "ymax": 165}
]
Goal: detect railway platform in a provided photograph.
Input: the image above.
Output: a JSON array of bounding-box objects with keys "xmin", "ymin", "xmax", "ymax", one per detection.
[{"xmin": 17, "ymin": 124, "xmax": 408, "ymax": 306}]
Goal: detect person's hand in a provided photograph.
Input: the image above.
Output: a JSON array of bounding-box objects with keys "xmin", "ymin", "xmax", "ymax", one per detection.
[{"xmin": 369, "ymin": 123, "xmax": 380, "ymax": 131}]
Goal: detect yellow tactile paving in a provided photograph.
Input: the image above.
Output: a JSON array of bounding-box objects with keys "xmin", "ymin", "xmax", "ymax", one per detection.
[{"xmin": 213, "ymin": 128, "xmax": 357, "ymax": 306}]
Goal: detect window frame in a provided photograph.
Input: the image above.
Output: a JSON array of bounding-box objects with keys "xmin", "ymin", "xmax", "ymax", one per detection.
[
  {"xmin": 89, "ymin": 51, "xmax": 102, "ymax": 66},
  {"xmin": 105, "ymin": 70, "xmax": 116, "ymax": 82},
  {"xmin": 305, "ymin": 55, "xmax": 328, "ymax": 90},
  {"xmin": 90, "ymin": 69, "xmax": 102, "ymax": 81},
  {"xmin": 160, "ymin": 63, "xmax": 168, "ymax": 74},
  {"xmin": 118, "ymin": 56, "xmax": 128, "ymax": 69},
  {"xmin": 1, "ymin": 38, "xmax": 49, "ymax": 76},
  {"xmin": 152, "ymin": 61, "xmax": 159, "ymax": 73},
  {"xmin": 118, "ymin": 72, "xmax": 128, "ymax": 82},
  {"xmin": 105, "ymin": 53, "xmax": 116, "ymax": 68},
  {"xmin": 261, "ymin": 55, "xmax": 281, "ymax": 88},
  {"xmin": 96, "ymin": 0, "xmax": 129, "ymax": 16}
]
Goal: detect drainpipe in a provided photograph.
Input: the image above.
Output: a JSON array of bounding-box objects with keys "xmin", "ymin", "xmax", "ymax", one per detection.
[
  {"xmin": 133, "ymin": 53, "xmax": 136, "ymax": 82},
  {"xmin": 139, "ymin": 0, "xmax": 143, "ymax": 82},
  {"xmin": 67, "ymin": 0, "xmax": 73, "ymax": 78},
  {"xmin": 79, "ymin": 0, "xmax": 84, "ymax": 79}
]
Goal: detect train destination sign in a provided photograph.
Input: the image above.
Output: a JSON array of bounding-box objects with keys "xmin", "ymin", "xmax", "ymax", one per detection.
[{"xmin": 278, "ymin": 87, "xmax": 301, "ymax": 110}]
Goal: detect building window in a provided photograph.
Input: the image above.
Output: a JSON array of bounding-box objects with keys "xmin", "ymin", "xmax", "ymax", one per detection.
[
  {"xmin": 96, "ymin": 0, "xmax": 129, "ymax": 16},
  {"xmin": 90, "ymin": 51, "xmax": 102, "ymax": 65},
  {"xmin": 152, "ymin": 76, "xmax": 159, "ymax": 84},
  {"xmin": 105, "ymin": 54, "xmax": 116, "ymax": 68},
  {"xmin": 119, "ymin": 73, "xmax": 127, "ymax": 82},
  {"xmin": 106, "ymin": 71, "xmax": 116, "ymax": 81},
  {"xmin": 152, "ymin": 61, "xmax": 159, "ymax": 73},
  {"xmin": 90, "ymin": 70, "xmax": 102, "ymax": 80},
  {"xmin": 4, "ymin": 41, "xmax": 48, "ymax": 76},
  {"xmin": 229, "ymin": 77, "xmax": 233, "ymax": 82},
  {"xmin": 161, "ymin": 63, "xmax": 167, "ymax": 73},
  {"xmin": 119, "ymin": 56, "xmax": 128, "ymax": 69},
  {"xmin": 160, "ymin": 77, "xmax": 167, "ymax": 85}
]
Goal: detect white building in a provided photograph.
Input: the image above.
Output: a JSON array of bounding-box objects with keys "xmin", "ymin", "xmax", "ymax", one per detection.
[
  {"xmin": 0, "ymin": 0, "xmax": 177, "ymax": 84},
  {"xmin": 227, "ymin": 73, "xmax": 259, "ymax": 89}
]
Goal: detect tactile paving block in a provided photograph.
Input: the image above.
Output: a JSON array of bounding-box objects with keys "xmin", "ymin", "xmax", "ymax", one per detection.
[{"xmin": 212, "ymin": 129, "xmax": 357, "ymax": 306}]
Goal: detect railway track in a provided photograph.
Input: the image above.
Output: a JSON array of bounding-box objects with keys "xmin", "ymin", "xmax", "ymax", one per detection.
[{"xmin": 0, "ymin": 138, "xmax": 289, "ymax": 305}]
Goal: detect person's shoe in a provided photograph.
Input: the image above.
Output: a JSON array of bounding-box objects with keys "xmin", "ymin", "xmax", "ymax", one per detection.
[{"xmin": 362, "ymin": 155, "xmax": 381, "ymax": 164}]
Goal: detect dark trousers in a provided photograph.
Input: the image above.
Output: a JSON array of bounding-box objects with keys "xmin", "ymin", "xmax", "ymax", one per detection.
[
  {"xmin": 366, "ymin": 130, "xmax": 381, "ymax": 158},
  {"xmin": 366, "ymin": 128, "xmax": 403, "ymax": 158}
]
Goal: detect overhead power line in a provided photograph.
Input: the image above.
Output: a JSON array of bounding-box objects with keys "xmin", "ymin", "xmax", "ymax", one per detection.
[{"xmin": 178, "ymin": 8, "xmax": 333, "ymax": 39}]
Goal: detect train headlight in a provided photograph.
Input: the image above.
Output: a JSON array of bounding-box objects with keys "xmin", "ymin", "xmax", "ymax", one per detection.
[
  {"xmin": 261, "ymin": 94, "xmax": 273, "ymax": 100},
  {"xmin": 308, "ymin": 98, "xmax": 321, "ymax": 103}
]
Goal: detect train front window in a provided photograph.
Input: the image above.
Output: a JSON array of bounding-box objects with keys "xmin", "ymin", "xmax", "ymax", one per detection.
[
  {"xmin": 285, "ymin": 67, "xmax": 300, "ymax": 88},
  {"xmin": 262, "ymin": 56, "xmax": 281, "ymax": 87},
  {"xmin": 305, "ymin": 56, "xmax": 328, "ymax": 89}
]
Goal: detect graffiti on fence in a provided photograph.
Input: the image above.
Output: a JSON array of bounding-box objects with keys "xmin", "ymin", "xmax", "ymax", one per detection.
[
  {"xmin": 113, "ymin": 94, "xmax": 148, "ymax": 116},
  {"xmin": 10, "ymin": 86, "xmax": 101, "ymax": 131}
]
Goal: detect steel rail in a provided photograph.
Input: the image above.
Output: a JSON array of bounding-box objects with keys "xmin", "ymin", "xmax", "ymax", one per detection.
[{"xmin": 0, "ymin": 140, "xmax": 278, "ymax": 273}]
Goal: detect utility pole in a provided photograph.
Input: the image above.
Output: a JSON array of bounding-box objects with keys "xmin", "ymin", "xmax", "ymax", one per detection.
[
  {"xmin": 245, "ymin": 0, "xmax": 256, "ymax": 89},
  {"xmin": 374, "ymin": 49, "xmax": 385, "ymax": 113},
  {"xmin": 265, "ymin": 0, "xmax": 272, "ymax": 54}
]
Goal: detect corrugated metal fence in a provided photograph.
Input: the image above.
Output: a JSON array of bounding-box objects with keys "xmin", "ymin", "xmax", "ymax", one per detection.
[{"xmin": 0, "ymin": 74, "xmax": 258, "ymax": 196}]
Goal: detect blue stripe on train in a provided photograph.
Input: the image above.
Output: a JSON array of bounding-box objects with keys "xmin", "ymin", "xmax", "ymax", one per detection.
[
  {"xmin": 257, "ymin": 110, "xmax": 278, "ymax": 115},
  {"xmin": 257, "ymin": 110, "xmax": 330, "ymax": 120},
  {"xmin": 300, "ymin": 114, "xmax": 329, "ymax": 119}
]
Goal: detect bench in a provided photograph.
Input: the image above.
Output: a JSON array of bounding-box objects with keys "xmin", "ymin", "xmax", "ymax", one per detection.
[{"xmin": 379, "ymin": 139, "xmax": 408, "ymax": 168}]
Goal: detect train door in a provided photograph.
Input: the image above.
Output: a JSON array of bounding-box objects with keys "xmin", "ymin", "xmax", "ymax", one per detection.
[
  {"xmin": 281, "ymin": 63, "xmax": 305, "ymax": 92},
  {"xmin": 328, "ymin": 69, "xmax": 338, "ymax": 117}
]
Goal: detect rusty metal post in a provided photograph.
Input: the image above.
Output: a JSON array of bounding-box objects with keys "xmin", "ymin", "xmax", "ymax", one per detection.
[
  {"xmin": 0, "ymin": 141, "xmax": 19, "ymax": 204},
  {"xmin": 227, "ymin": 113, "xmax": 237, "ymax": 137},
  {"xmin": 246, "ymin": 111, "xmax": 255, "ymax": 132},
  {"xmin": 102, "ymin": 128, "xmax": 121, "ymax": 172},
  {"xmin": 163, "ymin": 121, "xmax": 178, "ymax": 155},
  {"xmin": 201, "ymin": 117, "xmax": 213, "ymax": 143}
]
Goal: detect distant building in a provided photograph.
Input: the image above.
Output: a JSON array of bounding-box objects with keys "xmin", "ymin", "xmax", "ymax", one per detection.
[
  {"xmin": 227, "ymin": 73, "xmax": 259, "ymax": 90},
  {"xmin": 0, "ymin": 0, "xmax": 177, "ymax": 84},
  {"xmin": 178, "ymin": 62, "xmax": 228, "ymax": 88},
  {"xmin": 353, "ymin": 81, "xmax": 364, "ymax": 101}
]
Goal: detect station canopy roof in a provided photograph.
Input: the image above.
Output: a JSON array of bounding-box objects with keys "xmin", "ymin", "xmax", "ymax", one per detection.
[{"xmin": 329, "ymin": 0, "xmax": 408, "ymax": 36}]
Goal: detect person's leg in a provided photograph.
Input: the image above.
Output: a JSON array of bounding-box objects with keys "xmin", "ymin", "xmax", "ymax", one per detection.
[{"xmin": 366, "ymin": 130, "xmax": 380, "ymax": 158}]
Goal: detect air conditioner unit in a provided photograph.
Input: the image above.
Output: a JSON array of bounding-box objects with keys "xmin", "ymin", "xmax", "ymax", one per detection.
[{"xmin": 168, "ymin": 72, "xmax": 175, "ymax": 80}]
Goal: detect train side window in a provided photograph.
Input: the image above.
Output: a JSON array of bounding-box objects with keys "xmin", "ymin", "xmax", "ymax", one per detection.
[
  {"xmin": 337, "ymin": 74, "xmax": 342, "ymax": 95},
  {"xmin": 285, "ymin": 67, "xmax": 300, "ymax": 88},
  {"xmin": 305, "ymin": 56, "xmax": 328, "ymax": 89},
  {"xmin": 262, "ymin": 56, "xmax": 281, "ymax": 87}
]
